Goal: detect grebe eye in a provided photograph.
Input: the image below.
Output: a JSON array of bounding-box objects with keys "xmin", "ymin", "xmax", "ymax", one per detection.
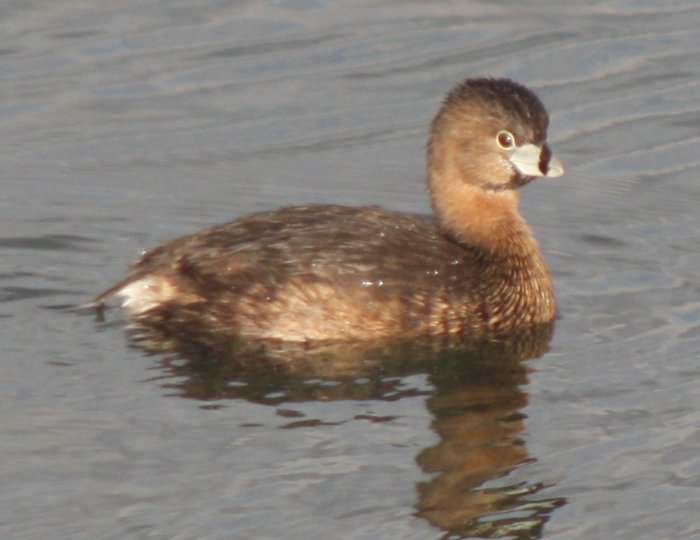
[{"xmin": 496, "ymin": 130, "xmax": 515, "ymax": 149}]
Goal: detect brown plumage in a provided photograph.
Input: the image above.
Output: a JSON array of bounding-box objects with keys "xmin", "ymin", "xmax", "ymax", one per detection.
[{"xmin": 95, "ymin": 78, "xmax": 563, "ymax": 343}]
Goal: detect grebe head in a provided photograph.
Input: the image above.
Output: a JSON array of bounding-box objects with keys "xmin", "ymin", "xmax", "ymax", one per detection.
[{"xmin": 426, "ymin": 78, "xmax": 563, "ymax": 245}]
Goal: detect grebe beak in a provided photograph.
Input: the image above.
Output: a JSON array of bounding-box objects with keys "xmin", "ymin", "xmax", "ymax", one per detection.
[{"xmin": 509, "ymin": 143, "xmax": 564, "ymax": 178}]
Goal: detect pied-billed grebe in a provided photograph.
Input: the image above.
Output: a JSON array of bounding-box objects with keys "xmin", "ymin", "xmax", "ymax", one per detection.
[{"xmin": 95, "ymin": 78, "xmax": 563, "ymax": 342}]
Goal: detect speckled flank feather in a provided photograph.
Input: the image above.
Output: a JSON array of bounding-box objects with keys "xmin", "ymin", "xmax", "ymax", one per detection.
[
  {"xmin": 96, "ymin": 78, "xmax": 561, "ymax": 343},
  {"xmin": 104, "ymin": 205, "xmax": 554, "ymax": 342}
]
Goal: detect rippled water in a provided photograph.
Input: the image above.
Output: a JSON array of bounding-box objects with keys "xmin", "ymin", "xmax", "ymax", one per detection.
[{"xmin": 3, "ymin": 1, "xmax": 700, "ymax": 539}]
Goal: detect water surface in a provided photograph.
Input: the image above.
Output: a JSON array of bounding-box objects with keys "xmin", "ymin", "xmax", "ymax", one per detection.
[{"xmin": 3, "ymin": 1, "xmax": 700, "ymax": 539}]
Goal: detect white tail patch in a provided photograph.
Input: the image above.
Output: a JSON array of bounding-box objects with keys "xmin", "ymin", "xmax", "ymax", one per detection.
[{"xmin": 116, "ymin": 275, "xmax": 178, "ymax": 316}]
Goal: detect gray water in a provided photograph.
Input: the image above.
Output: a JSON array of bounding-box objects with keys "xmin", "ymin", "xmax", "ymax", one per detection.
[{"xmin": 3, "ymin": 1, "xmax": 700, "ymax": 538}]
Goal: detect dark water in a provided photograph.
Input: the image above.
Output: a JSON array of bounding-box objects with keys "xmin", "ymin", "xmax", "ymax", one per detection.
[{"xmin": 3, "ymin": 1, "xmax": 700, "ymax": 538}]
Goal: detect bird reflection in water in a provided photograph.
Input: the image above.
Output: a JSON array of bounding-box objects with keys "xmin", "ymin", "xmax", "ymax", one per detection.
[{"xmin": 119, "ymin": 320, "xmax": 566, "ymax": 538}]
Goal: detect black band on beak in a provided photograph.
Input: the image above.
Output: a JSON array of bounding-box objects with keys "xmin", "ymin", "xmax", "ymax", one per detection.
[{"xmin": 539, "ymin": 144, "xmax": 552, "ymax": 176}]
